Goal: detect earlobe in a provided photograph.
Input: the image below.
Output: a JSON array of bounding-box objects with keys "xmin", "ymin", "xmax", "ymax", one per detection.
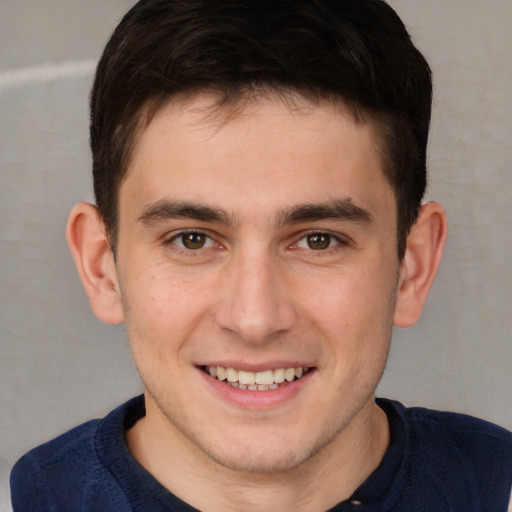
[
  {"xmin": 66, "ymin": 202, "xmax": 125, "ymax": 325},
  {"xmin": 393, "ymin": 202, "xmax": 448, "ymax": 328}
]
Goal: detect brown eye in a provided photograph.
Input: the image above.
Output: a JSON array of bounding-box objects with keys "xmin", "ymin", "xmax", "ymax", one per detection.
[
  {"xmin": 306, "ymin": 233, "xmax": 331, "ymax": 250},
  {"xmin": 177, "ymin": 232, "xmax": 211, "ymax": 250}
]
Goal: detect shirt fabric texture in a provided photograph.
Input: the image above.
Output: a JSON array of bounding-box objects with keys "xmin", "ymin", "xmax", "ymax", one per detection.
[{"xmin": 10, "ymin": 395, "xmax": 512, "ymax": 511}]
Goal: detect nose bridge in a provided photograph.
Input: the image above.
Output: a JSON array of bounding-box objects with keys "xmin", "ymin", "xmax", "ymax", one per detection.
[{"xmin": 214, "ymin": 243, "xmax": 296, "ymax": 343}]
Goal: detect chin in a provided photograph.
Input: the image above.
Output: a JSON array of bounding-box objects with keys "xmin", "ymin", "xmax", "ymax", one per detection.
[
  {"xmin": 204, "ymin": 444, "xmax": 308, "ymax": 475},
  {"xmin": 195, "ymin": 426, "xmax": 334, "ymax": 475}
]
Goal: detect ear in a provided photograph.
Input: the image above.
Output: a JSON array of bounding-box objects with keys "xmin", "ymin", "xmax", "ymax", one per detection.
[
  {"xmin": 393, "ymin": 201, "xmax": 448, "ymax": 327},
  {"xmin": 66, "ymin": 202, "xmax": 124, "ymax": 324}
]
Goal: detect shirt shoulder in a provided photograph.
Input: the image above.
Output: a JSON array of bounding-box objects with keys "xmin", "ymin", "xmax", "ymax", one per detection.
[
  {"xmin": 10, "ymin": 415, "xmax": 132, "ymax": 511},
  {"xmin": 406, "ymin": 405, "xmax": 512, "ymax": 461},
  {"xmin": 402, "ymin": 403, "xmax": 512, "ymax": 511},
  {"xmin": 10, "ymin": 395, "xmax": 197, "ymax": 512}
]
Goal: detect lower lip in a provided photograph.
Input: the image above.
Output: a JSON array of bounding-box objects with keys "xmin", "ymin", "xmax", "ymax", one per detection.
[{"xmin": 197, "ymin": 368, "xmax": 315, "ymax": 410}]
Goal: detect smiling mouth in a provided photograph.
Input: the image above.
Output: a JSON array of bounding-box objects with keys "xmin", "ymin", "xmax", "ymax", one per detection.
[{"xmin": 202, "ymin": 366, "xmax": 311, "ymax": 391}]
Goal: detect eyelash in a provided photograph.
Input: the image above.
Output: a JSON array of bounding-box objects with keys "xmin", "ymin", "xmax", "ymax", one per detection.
[
  {"xmin": 293, "ymin": 231, "xmax": 348, "ymax": 252},
  {"xmin": 166, "ymin": 230, "xmax": 218, "ymax": 254},
  {"xmin": 164, "ymin": 229, "xmax": 349, "ymax": 255}
]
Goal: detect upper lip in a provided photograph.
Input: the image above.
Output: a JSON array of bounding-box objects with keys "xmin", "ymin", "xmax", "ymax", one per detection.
[{"xmin": 197, "ymin": 362, "xmax": 314, "ymax": 372}]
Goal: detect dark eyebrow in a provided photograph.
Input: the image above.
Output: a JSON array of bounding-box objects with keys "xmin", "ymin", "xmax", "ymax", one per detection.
[
  {"xmin": 137, "ymin": 200, "xmax": 234, "ymax": 227},
  {"xmin": 137, "ymin": 198, "xmax": 371, "ymax": 228},
  {"xmin": 276, "ymin": 199, "xmax": 372, "ymax": 227}
]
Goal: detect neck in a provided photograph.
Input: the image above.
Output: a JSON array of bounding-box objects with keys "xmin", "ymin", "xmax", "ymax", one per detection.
[{"xmin": 127, "ymin": 396, "xmax": 389, "ymax": 512}]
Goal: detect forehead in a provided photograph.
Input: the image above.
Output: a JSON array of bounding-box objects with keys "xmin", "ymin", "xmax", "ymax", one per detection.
[{"xmin": 120, "ymin": 92, "xmax": 393, "ymax": 221}]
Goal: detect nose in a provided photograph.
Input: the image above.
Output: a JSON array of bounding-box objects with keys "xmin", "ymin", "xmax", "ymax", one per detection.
[{"xmin": 213, "ymin": 248, "xmax": 297, "ymax": 344}]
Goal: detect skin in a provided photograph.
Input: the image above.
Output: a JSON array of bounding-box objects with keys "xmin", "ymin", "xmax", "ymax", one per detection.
[{"xmin": 68, "ymin": 93, "xmax": 447, "ymax": 511}]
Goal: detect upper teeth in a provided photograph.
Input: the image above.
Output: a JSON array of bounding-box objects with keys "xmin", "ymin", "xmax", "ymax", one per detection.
[{"xmin": 207, "ymin": 366, "xmax": 308, "ymax": 386}]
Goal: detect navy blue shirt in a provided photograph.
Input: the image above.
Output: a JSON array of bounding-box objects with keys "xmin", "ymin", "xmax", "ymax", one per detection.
[{"xmin": 10, "ymin": 396, "xmax": 512, "ymax": 511}]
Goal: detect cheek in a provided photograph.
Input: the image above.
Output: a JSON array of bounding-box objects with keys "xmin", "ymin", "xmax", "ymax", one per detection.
[
  {"xmin": 119, "ymin": 262, "xmax": 217, "ymax": 352},
  {"xmin": 300, "ymin": 266, "xmax": 395, "ymax": 329},
  {"xmin": 298, "ymin": 264, "xmax": 396, "ymax": 371}
]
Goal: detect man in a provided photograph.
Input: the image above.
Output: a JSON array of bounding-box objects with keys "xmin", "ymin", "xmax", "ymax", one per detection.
[{"xmin": 10, "ymin": 0, "xmax": 512, "ymax": 510}]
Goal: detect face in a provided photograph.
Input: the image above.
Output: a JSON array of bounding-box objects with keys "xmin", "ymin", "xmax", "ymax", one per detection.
[{"xmin": 114, "ymin": 94, "xmax": 401, "ymax": 473}]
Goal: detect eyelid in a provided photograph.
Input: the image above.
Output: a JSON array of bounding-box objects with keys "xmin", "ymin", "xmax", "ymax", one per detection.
[
  {"xmin": 163, "ymin": 228, "xmax": 349, "ymax": 253},
  {"xmin": 166, "ymin": 229, "xmax": 218, "ymax": 251},
  {"xmin": 293, "ymin": 230, "xmax": 350, "ymax": 250}
]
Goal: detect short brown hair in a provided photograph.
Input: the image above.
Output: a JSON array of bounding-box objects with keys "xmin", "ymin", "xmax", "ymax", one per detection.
[{"xmin": 90, "ymin": 0, "xmax": 432, "ymax": 258}]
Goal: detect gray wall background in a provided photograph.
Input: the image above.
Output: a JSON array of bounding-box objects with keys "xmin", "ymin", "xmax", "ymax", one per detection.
[{"xmin": 1, "ymin": 0, "xmax": 511, "ymax": 509}]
